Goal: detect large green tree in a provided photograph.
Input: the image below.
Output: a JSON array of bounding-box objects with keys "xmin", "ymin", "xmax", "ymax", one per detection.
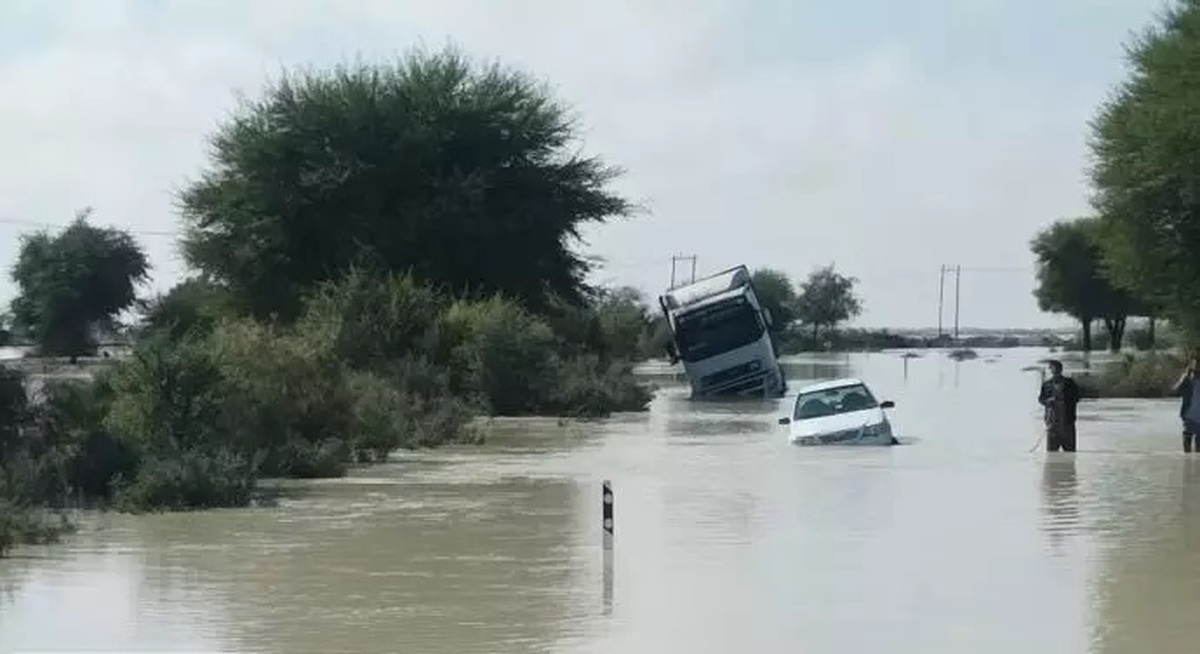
[
  {"xmin": 750, "ymin": 268, "xmax": 797, "ymax": 332},
  {"xmin": 794, "ymin": 264, "xmax": 861, "ymax": 339},
  {"xmin": 180, "ymin": 46, "xmax": 632, "ymax": 323},
  {"xmin": 1031, "ymin": 217, "xmax": 1136, "ymax": 352},
  {"xmin": 135, "ymin": 278, "xmax": 233, "ymax": 343},
  {"xmin": 9, "ymin": 210, "xmax": 149, "ymax": 357},
  {"xmin": 1090, "ymin": 0, "xmax": 1200, "ymax": 339}
]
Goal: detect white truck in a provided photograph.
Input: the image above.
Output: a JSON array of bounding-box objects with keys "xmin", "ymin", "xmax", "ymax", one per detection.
[{"xmin": 658, "ymin": 264, "xmax": 788, "ymax": 398}]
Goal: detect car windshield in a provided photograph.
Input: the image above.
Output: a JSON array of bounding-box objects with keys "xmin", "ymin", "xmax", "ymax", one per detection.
[
  {"xmin": 675, "ymin": 297, "xmax": 764, "ymax": 363},
  {"xmin": 793, "ymin": 383, "xmax": 879, "ymax": 420}
]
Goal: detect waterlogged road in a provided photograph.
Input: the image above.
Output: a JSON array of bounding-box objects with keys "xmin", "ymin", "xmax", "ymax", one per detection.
[{"xmin": 1, "ymin": 348, "xmax": 1196, "ymax": 653}]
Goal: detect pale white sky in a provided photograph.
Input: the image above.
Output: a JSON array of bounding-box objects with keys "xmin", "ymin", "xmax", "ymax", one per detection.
[{"xmin": 0, "ymin": 0, "xmax": 1164, "ymax": 328}]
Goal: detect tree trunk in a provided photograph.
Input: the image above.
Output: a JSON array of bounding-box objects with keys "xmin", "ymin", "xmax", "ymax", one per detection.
[
  {"xmin": 811, "ymin": 322, "xmax": 819, "ymax": 342},
  {"xmin": 1080, "ymin": 318, "xmax": 1093, "ymax": 353},
  {"xmin": 1104, "ymin": 316, "xmax": 1126, "ymax": 352},
  {"xmin": 1148, "ymin": 315, "xmax": 1157, "ymax": 348}
]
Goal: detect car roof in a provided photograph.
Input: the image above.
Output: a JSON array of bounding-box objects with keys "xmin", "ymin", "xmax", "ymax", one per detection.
[{"xmin": 795, "ymin": 377, "xmax": 868, "ymax": 394}]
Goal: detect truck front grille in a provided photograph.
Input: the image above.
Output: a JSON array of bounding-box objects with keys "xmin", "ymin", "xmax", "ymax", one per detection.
[{"xmin": 701, "ymin": 360, "xmax": 761, "ymax": 389}]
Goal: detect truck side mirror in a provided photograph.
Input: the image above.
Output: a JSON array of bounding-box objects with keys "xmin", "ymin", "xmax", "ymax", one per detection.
[
  {"xmin": 777, "ymin": 417, "xmax": 791, "ymax": 425},
  {"xmin": 665, "ymin": 341, "xmax": 679, "ymax": 364}
]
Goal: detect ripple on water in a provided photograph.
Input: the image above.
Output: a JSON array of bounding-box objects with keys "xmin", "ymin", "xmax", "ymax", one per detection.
[{"xmin": 7, "ymin": 348, "xmax": 1200, "ymax": 654}]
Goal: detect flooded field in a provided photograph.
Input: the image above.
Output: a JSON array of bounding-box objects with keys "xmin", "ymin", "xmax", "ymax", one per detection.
[{"xmin": 0, "ymin": 347, "xmax": 1194, "ymax": 653}]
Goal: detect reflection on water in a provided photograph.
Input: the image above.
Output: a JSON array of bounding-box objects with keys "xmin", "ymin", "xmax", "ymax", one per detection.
[
  {"xmin": 3, "ymin": 347, "xmax": 1200, "ymax": 653},
  {"xmin": 779, "ymin": 356, "xmax": 847, "ymax": 386},
  {"xmin": 1040, "ymin": 455, "xmax": 1079, "ymax": 556},
  {"xmin": 1090, "ymin": 453, "xmax": 1200, "ymax": 653}
]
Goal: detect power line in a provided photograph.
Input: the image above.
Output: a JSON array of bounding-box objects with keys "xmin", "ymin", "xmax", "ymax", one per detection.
[
  {"xmin": 594, "ymin": 255, "xmax": 1031, "ymax": 277},
  {"xmin": 0, "ymin": 216, "xmax": 178, "ymax": 237}
]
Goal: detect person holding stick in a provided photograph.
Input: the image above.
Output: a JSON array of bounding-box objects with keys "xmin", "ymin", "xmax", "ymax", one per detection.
[
  {"xmin": 1172, "ymin": 354, "xmax": 1200, "ymax": 452},
  {"xmin": 1038, "ymin": 359, "xmax": 1080, "ymax": 452}
]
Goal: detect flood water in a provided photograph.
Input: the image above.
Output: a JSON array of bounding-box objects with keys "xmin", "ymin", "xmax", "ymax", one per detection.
[{"xmin": 1, "ymin": 347, "xmax": 1195, "ymax": 653}]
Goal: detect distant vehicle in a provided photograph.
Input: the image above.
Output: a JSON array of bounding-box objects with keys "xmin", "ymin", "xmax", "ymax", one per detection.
[
  {"xmin": 658, "ymin": 264, "xmax": 787, "ymax": 398},
  {"xmin": 777, "ymin": 378, "xmax": 899, "ymax": 446}
]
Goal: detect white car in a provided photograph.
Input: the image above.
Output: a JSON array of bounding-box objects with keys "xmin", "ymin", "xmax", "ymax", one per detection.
[{"xmin": 777, "ymin": 378, "xmax": 899, "ymax": 446}]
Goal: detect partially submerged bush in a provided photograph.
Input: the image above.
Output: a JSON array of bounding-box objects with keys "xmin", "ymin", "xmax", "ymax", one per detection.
[
  {"xmin": 0, "ymin": 269, "xmax": 655, "ymax": 522},
  {"xmin": 547, "ymin": 355, "xmax": 654, "ymax": 417},
  {"xmin": 0, "ymin": 367, "xmax": 76, "ymax": 557},
  {"xmin": 441, "ymin": 295, "xmax": 653, "ymax": 416},
  {"xmin": 105, "ymin": 333, "xmax": 228, "ymax": 456},
  {"xmin": 1077, "ymin": 352, "xmax": 1186, "ymax": 399},
  {"xmin": 346, "ymin": 360, "xmax": 479, "ymax": 460},
  {"xmin": 204, "ymin": 319, "xmax": 355, "ymax": 477},
  {"xmin": 36, "ymin": 375, "xmax": 136, "ymax": 502},
  {"xmin": 442, "ymin": 296, "xmax": 559, "ymax": 414},
  {"xmin": 0, "ymin": 500, "xmax": 73, "ymax": 557},
  {"xmin": 113, "ymin": 447, "xmax": 256, "ymax": 513}
]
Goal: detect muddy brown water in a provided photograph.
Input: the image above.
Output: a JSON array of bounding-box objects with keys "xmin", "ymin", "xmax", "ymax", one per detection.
[{"xmin": 0, "ymin": 348, "xmax": 1195, "ymax": 653}]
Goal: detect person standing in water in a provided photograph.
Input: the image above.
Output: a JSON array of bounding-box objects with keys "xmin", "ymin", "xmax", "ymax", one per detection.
[
  {"xmin": 1038, "ymin": 359, "xmax": 1081, "ymax": 452},
  {"xmin": 1172, "ymin": 355, "xmax": 1200, "ymax": 452}
]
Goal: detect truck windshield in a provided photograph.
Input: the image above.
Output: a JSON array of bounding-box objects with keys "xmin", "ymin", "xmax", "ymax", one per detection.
[{"xmin": 675, "ymin": 298, "xmax": 764, "ymax": 362}]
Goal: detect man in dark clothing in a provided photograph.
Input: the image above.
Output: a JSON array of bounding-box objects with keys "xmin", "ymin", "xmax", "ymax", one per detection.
[
  {"xmin": 1038, "ymin": 359, "xmax": 1081, "ymax": 452},
  {"xmin": 1172, "ymin": 356, "xmax": 1200, "ymax": 452}
]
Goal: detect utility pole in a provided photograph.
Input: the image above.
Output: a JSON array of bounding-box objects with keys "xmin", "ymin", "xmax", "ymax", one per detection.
[
  {"xmin": 669, "ymin": 255, "xmax": 698, "ymax": 289},
  {"xmin": 937, "ymin": 265, "xmax": 946, "ymax": 338},
  {"xmin": 937, "ymin": 264, "xmax": 962, "ymax": 340},
  {"xmin": 953, "ymin": 264, "xmax": 962, "ymax": 340}
]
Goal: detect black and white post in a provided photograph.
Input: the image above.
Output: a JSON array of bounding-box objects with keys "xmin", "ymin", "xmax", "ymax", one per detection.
[
  {"xmin": 601, "ymin": 480, "xmax": 614, "ymax": 550},
  {"xmin": 601, "ymin": 479, "xmax": 614, "ymax": 614}
]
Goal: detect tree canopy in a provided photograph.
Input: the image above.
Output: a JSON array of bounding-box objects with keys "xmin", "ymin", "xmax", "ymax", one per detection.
[
  {"xmin": 1090, "ymin": 0, "xmax": 1200, "ymax": 338},
  {"xmin": 793, "ymin": 265, "xmax": 861, "ymax": 338},
  {"xmin": 1030, "ymin": 216, "xmax": 1137, "ymax": 351},
  {"xmin": 9, "ymin": 210, "xmax": 148, "ymax": 357},
  {"xmin": 180, "ymin": 46, "xmax": 633, "ymax": 322},
  {"xmin": 750, "ymin": 268, "xmax": 797, "ymax": 331}
]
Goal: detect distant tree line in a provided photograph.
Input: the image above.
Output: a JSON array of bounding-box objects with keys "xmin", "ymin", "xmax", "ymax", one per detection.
[
  {"xmin": 1030, "ymin": 0, "xmax": 1200, "ymax": 355},
  {"xmin": 1, "ymin": 46, "xmax": 666, "ymax": 551}
]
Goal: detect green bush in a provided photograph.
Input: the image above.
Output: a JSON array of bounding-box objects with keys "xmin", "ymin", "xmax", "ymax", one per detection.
[
  {"xmin": 547, "ymin": 355, "xmax": 654, "ymax": 417},
  {"xmin": 0, "ymin": 367, "xmax": 84, "ymax": 506},
  {"xmin": 436, "ymin": 294, "xmax": 653, "ymax": 417},
  {"xmin": 346, "ymin": 361, "xmax": 479, "ymax": 460},
  {"xmin": 1076, "ymin": 352, "xmax": 1186, "ymax": 398},
  {"xmin": 0, "ymin": 367, "xmax": 76, "ymax": 557},
  {"xmin": 0, "ymin": 500, "xmax": 73, "ymax": 557},
  {"xmin": 543, "ymin": 288, "xmax": 655, "ymax": 363},
  {"xmin": 204, "ymin": 319, "xmax": 355, "ymax": 477},
  {"xmin": 0, "ymin": 271, "xmax": 655, "ymax": 520},
  {"xmin": 299, "ymin": 268, "xmax": 447, "ymax": 370},
  {"xmin": 105, "ymin": 333, "xmax": 228, "ymax": 456},
  {"xmin": 36, "ymin": 375, "xmax": 137, "ymax": 502},
  {"xmin": 112, "ymin": 447, "xmax": 256, "ymax": 513},
  {"xmin": 136, "ymin": 278, "xmax": 234, "ymax": 343},
  {"xmin": 442, "ymin": 296, "xmax": 560, "ymax": 414}
]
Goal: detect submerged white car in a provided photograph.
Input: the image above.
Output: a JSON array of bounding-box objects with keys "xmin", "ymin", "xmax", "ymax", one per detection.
[{"xmin": 777, "ymin": 378, "xmax": 899, "ymax": 446}]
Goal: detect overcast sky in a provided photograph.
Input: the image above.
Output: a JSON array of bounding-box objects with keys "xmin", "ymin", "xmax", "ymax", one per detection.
[{"xmin": 0, "ymin": 0, "xmax": 1166, "ymax": 329}]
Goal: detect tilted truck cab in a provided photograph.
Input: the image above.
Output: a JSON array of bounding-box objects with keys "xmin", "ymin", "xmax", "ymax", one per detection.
[{"xmin": 658, "ymin": 265, "xmax": 787, "ymax": 398}]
